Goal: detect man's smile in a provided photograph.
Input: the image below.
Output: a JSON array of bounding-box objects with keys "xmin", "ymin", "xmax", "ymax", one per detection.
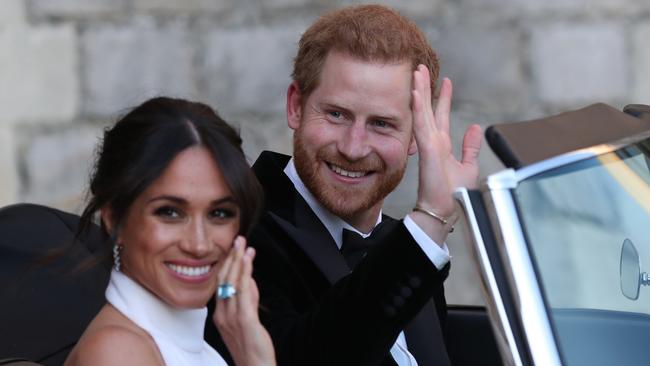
[{"xmin": 327, "ymin": 162, "xmax": 370, "ymax": 178}]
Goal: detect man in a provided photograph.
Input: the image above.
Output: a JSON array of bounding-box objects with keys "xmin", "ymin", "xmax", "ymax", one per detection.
[{"xmin": 213, "ymin": 5, "xmax": 482, "ymax": 365}]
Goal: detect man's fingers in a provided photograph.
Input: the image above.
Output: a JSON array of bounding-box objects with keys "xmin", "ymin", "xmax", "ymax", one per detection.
[
  {"xmin": 417, "ymin": 65, "xmax": 433, "ymax": 115},
  {"xmin": 411, "ymin": 67, "xmax": 436, "ymax": 150},
  {"xmin": 434, "ymin": 77, "xmax": 452, "ymax": 135},
  {"xmin": 461, "ymin": 123, "xmax": 483, "ymax": 167},
  {"xmin": 411, "ymin": 89, "xmax": 425, "ymax": 144}
]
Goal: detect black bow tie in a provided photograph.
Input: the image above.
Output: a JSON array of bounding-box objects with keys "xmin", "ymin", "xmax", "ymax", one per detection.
[{"xmin": 341, "ymin": 221, "xmax": 393, "ymax": 269}]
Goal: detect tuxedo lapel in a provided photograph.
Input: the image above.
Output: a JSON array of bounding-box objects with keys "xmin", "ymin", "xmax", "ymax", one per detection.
[
  {"xmin": 254, "ymin": 151, "xmax": 350, "ymax": 284},
  {"xmin": 269, "ymin": 212, "xmax": 350, "ymax": 284}
]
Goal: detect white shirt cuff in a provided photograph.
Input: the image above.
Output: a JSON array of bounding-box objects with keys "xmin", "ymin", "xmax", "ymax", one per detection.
[{"xmin": 403, "ymin": 214, "xmax": 450, "ymax": 269}]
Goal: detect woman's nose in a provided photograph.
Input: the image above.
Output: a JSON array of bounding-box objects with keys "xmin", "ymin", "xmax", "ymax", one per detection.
[{"xmin": 180, "ymin": 219, "xmax": 210, "ymax": 257}]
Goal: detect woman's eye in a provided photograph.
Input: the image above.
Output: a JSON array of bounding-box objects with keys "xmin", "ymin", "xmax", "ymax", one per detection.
[
  {"xmin": 154, "ymin": 206, "xmax": 181, "ymax": 218},
  {"xmin": 210, "ymin": 209, "xmax": 235, "ymax": 219}
]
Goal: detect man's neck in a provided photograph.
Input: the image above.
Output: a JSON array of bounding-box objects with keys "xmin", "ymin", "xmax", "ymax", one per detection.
[
  {"xmin": 283, "ymin": 158, "xmax": 383, "ymax": 246},
  {"xmin": 341, "ymin": 204, "xmax": 383, "ymax": 234}
]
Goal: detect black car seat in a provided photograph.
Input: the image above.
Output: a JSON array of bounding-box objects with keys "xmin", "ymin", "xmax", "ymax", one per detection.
[{"xmin": 0, "ymin": 204, "xmax": 109, "ymax": 365}]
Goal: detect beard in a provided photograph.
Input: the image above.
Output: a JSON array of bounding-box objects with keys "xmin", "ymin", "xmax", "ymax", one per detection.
[{"xmin": 293, "ymin": 132, "xmax": 406, "ymax": 220}]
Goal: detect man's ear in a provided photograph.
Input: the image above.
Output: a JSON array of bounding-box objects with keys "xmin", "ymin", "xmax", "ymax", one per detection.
[
  {"xmin": 287, "ymin": 81, "xmax": 303, "ymax": 130},
  {"xmin": 408, "ymin": 134, "xmax": 418, "ymax": 155}
]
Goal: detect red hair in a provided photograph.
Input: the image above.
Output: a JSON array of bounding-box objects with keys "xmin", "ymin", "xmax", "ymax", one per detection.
[{"xmin": 292, "ymin": 5, "xmax": 439, "ymax": 101}]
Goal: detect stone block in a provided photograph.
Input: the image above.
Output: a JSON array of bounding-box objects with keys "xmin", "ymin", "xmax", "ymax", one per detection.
[
  {"xmin": 200, "ymin": 24, "xmax": 303, "ymax": 117},
  {"xmin": 261, "ymin": 0, "xmax": 443, "ymax": 18},
  {"xmin": 460, "ymin": 0, "xmax": 640, "ymax": 17},
  {"xmin": 0, "ymin": 23, "xmax": 78, "ymax": 123},
  {"xmin": 633, "ymin": 23, "xmax": 650, "ymax": 104},
  {"xmin": 20, "ymin": 124, "xmax": 102, "ymax": 212},
  {"xmin": 530, "ymin": 23, "xmax": 626, "ymax": 107},
  {"xmin": 260, "ymin": 0, "xmax": 313, "ymax": 8},
  {"xmin": 0, "ymin": 0, "xmax": 26, "ymax": 25},
  {"xmin": 133, "ymin": 0, "xmax": 229, "ymax": 14},
  {"xmin": 82, "ymin": 18, "xmax": 197, "ymax": 117},
  {"xmin": 429, "ymin": 25, "xmax": 527, "ymax": 115},
  {"xmin": 233, "ymin": 114, "xmax": 293, "ymax": 163},
  {"xmin": 0, "ymin": 126, "xmax": 18, "ymax": 207},
  {"xmin": 28, "ymin": 0, "xmax": 128, "ymax": 20},
  {"xmin": 354, "ymin": 0, "xmax": 444, "ymax": 19}
]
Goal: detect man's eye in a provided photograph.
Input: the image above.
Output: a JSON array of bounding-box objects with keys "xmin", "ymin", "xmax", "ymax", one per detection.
[
  {"xmin": 329, "ymin": 111, "xmax": 342, "ymax": 119},
  {"xmin": 371, "ymin": 120, "xmax": 388, "ymax": 128},
  {"xmin": 154, "ymin": 206, "xmax": 181, "ymax": 218}
]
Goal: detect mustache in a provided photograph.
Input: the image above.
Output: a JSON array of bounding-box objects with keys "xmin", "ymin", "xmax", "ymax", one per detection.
[{"xmin": 317, "ymin": 150, "xmax": 385, "ymax": 172}]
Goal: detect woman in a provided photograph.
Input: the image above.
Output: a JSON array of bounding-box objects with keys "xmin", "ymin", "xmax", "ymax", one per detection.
[{"xmin": 64, "ymin": 97, "xmax": 275, "ymax": 365}]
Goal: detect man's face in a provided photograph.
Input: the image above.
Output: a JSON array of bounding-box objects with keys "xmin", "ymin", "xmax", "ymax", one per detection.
[{"xmin": 288, "ymin": 51, "xmax": 417, "ymax": 225}]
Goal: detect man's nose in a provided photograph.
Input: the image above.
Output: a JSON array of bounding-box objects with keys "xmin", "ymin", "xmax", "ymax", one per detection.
[{"xmin": 337, "ymin": 121, "xmax": 371, "ymax": 160}]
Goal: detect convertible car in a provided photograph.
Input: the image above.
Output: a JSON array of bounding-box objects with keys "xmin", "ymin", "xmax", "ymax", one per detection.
[
  {"xmin": 454, "ymin": 103, "xmax": 650, "ymax": 365},
  {"xmin": 1, "ymin": 103, "xmax": 649, "ymax": 365}
]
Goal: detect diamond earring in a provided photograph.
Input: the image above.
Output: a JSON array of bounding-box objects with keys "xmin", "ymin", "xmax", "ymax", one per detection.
[{"xmin": 113, "ymin": 244, "xmax": 123, "ymax": 271}]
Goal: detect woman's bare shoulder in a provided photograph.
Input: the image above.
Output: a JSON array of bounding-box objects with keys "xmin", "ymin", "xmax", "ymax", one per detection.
[{"xmin": 65, "ymin": 305, "xmax": 164, "ymax": 366}]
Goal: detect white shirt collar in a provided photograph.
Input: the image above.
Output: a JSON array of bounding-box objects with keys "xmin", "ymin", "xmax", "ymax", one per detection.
[{"xmin": 284, "ymin": 158, "xmax": 382, "ymax": 249}]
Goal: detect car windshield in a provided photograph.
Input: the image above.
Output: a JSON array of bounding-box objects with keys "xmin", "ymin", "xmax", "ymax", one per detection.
[{"xmin": 515, "ymin": 139, "xmax": 650, "ymax": 366}]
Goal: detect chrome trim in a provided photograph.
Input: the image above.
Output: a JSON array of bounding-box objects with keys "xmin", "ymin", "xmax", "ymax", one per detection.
[
  {"xmin": 486, "ymin": 169, "xmax": 518, "ymax": 190},
  {"xmin": 515, "ymin": 148, "xmax": 605, "ymax": 182},
  {"xmin": 483, "ymin": 186, "xmax": 562, "ymax": 366},
  {"xmin": 455, "ymin": 188, "xmax": 523, "ymax": 366},
  {"xmin": 486, "ymin": 129, "xmax": 650, "ymax": 188}
]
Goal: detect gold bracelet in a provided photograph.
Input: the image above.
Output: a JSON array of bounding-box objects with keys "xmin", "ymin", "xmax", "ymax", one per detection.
[
  {"xmin": 413, "ymin": 205, "xmax": 454, "ymax": 233},
  {"xmin": 413, "ymin": 205, "xmax": 448, "ymax": 224}
]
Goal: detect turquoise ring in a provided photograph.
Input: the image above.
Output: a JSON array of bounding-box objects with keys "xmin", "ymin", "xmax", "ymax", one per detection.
[{"xmin": 217, "ymin": 283, "xmax": 237, "ymax": 299}]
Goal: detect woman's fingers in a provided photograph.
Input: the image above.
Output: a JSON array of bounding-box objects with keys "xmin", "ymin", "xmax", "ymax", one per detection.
[
  {"xmin": 213, "ymin": 239, "xmax": 276, "ymax": 366},
  {"xmin": 216, "ymin": 236, "xmax": 241, "ymax": 285},
  {"xmin": 238, "ymin": 248, "xmax": 257, "ymax": 314},
  {"xmin": 223, "ymin": 236, "xmax": 246, "ymax": 288},
  {"xmin": 221, "ymin": 237, "xmax": 247, "ymax": 316},
  {"xmin": 214, "ymin": 236, "xmax": 243, "ymax": 327}
]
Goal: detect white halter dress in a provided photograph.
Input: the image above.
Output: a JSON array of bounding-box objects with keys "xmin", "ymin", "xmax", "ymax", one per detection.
[{"xmin": 105, "ymin": 270, "xmax": 228, "ymax": 366}]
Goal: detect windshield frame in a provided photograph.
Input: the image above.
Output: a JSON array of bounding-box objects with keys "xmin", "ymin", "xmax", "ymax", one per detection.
[{"xmin": 458, "ymin": 130, "xmax": 650, "ymax": 365}]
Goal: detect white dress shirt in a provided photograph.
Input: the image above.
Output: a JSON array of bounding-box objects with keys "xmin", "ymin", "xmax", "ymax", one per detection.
[{"xmin": 284, "ymin": 159, "xmax": 450, "ymax": 366}]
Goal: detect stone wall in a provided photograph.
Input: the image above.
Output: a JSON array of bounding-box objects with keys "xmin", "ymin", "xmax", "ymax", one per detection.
[{"xmin": 2, "ymin": 0, "xmax": 650, "ymax": 304}]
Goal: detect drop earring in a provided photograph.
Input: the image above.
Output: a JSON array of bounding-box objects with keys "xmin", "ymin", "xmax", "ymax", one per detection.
[{"xmin": 113, "ymin": 244, "xmax": 123, "ymax": 271}]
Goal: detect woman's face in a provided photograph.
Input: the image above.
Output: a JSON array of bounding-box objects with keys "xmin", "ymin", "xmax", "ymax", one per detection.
[{"xmin": 115, "ymin": 146, "xmax": 240, "ymax": 309}]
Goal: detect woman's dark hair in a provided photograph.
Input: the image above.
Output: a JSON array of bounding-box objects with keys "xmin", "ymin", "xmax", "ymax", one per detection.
[{"xmin": 77, "ymin": 97, "xmax": 264, "ymax": 253}]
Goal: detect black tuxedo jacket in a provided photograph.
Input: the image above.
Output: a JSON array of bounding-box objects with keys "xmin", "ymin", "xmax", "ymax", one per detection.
[{"xmin": 239, "ymin": 151, "xmax": 452, "ymax": 365}]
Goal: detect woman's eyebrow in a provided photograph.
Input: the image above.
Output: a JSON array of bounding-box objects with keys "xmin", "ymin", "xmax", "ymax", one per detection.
[
  {"xmin": 211, "ymin": 196, "xmax": 237, "ymax": 205},
  {"xmin": 146, "ymin": 195, "xmax": 237, "ymax": 205},
  {"xmin": 146, "ymin": 195, "xmax": 187, "ymax": 205}
]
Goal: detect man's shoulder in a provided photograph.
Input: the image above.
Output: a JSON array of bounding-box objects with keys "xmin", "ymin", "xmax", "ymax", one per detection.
[{"xmin": 252, "ymin": 150, "xmax": 291, "ymax": 173}]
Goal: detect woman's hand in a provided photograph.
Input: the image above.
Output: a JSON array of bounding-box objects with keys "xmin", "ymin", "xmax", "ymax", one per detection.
[{"xmin": 213, "ymin": 236, "xmax": 276, "ymax": 366}]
